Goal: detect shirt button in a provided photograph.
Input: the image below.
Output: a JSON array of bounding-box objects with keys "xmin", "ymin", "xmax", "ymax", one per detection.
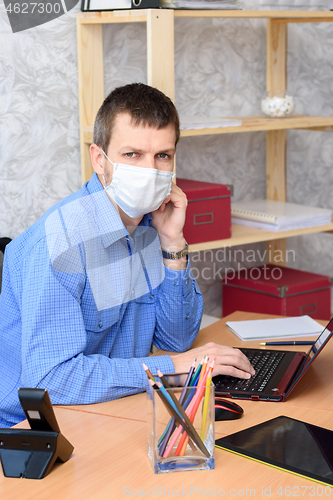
[
  {"xmin": 131, "ymin": 290, "xmax": 134, "ymax": 295},
  {"xmin": 149, "ymin": 293, "xmax": 154, "ymax": 300},
  {"xmin": 185, "ymin": 279, "xmax": 189, "ymax": 285},
  {"xmin": 99, "ymin": 321, "xmax": 103, "ymax": 328},
  {"xmin": 185, "ymin": 314, "xmax": 190, "ymax": 320},
  {"xmin": 174, "ymin": 280, "xmax": 179, "ymax": 286}
]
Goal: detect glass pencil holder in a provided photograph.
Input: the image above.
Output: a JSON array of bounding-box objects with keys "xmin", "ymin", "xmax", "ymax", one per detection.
[{"xmin": 146, "ymin": 380, "xmax": 215, "ymax": 474}]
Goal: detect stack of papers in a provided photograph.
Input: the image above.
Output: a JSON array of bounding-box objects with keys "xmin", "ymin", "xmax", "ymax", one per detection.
[
  {"xmin": 180, "ymin": 116, "xmax": 242, "ymax": 130},
  {"xmin": 161, "ymin": 0, "xmax": 242, "ymax": 8},
  {"xmin": 226, "ymin": 315, "xmax": 323, "ymax": 341},
  {"xmin": 257, "ymin": 0, "xmax": 330, "ymax": 10},
  {"xmin": 231, "ymin": 199, "xmax": 332, "ymax": 232}
]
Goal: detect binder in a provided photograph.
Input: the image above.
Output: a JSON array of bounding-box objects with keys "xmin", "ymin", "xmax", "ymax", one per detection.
[{"xmin": 81, "ymin": 0, "xmax": 159, "ymax": 11}]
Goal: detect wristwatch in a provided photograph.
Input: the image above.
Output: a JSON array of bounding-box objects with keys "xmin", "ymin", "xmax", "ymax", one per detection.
[{"xmin": 161, "ymin": 242, "xmax": 189, "ymax": 260}]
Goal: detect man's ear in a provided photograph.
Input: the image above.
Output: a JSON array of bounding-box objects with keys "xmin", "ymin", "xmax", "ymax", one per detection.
[{"xmin": 90, "ymin": 144, "xmax": 105, "ymax": 177}]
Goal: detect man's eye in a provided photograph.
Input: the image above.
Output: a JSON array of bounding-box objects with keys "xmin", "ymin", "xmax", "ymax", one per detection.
[
  {"xmin": 158, "ymin": 154, "xmax": 170, "ymax": 159},
  {"xmin": 125, "ymin": 152, "xmax": 136, "ymax": 158}
]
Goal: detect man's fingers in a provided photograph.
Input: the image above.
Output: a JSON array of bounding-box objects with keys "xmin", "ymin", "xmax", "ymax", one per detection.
[
  {"xmin": 192, "ymin": 343, "xmax": 255, "ymax": 377},
  {"xmin": 170, "ymin": 342, "xmax": 255, "ymax": 381},
  {"xmin": 212, "ymin": 364, "xmax": 252, "ymax": 380}
]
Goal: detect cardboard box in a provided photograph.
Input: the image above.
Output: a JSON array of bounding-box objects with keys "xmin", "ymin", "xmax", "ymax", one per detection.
[
  {"xmin": 222, "ymin": 265, "xmax": 332, "ymax": 320},
  {"xmin": 176, "ymin": 178, "xmax": 232, "ymax": 245}
]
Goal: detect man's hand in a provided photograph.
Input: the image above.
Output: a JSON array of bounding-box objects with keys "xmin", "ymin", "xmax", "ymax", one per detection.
[
  {"xmin": 151, "ymin": 183, "xmax": 188, "ymax": 271},
  {"xmin": 170, "ymin": 342, "xmax": 255, "ymax": 380},
  {"xmin": 151, "ymin": 183, "xmax": 187, "ymax": 251}
]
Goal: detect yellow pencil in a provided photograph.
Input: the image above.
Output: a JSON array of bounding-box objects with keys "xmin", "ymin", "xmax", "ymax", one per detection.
[
  {"xmin": 178, "ymin": 356, "xmax": 210, "ymax": 456},
  {"xmin": 200, "ymin": 359, "xmax": 215, "ymax": 441}
]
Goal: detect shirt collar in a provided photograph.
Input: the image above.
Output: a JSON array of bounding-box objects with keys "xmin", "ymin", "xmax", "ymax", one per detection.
[{"xmin": 86, "ymin": 173, "xmax": 153, "ymax": 249}]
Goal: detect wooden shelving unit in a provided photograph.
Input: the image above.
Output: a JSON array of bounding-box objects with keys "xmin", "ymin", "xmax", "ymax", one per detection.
[
  {"xmin": 188, "ymin": 221, "xmax": 333, "ymax": 253},
  {"xmin": 77, "ymin": 9, "xmax": 333, "ymax": 258}
]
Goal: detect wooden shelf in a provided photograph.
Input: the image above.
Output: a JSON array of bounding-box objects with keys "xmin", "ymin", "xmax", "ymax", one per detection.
[
  {"xmin": 82, "ymin": 115, "xmax": 333, "ymax": 144},
  {"xmin": 174, "ymin": 10, "xmax": 333, "ymax": 22},
  {"xmin": 181, "ymin": 115, "xmax": 333, "ymax": 137},
  {"xmin": 188, "ymin": 222, "xmax": 333, "ymax": 253},
  {"xmin": 78, "ymin": 10, "xmax": 333, "ymax": 24}
]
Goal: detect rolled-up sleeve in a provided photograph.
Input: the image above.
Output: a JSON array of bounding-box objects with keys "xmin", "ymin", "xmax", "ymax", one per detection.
[{"xmin": 153, "ymin": 258, "xmax": 204, "ymax": 353}]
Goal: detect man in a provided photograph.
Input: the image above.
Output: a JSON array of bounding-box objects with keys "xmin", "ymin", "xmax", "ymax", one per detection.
[{"xmin": 0, "ymin": 83, "xmax": 254, "ymax": 427}]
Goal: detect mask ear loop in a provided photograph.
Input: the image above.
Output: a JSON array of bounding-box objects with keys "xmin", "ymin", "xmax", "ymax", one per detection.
[{"xmin": 100, "ymin": 148, "xmax": 114, "ymax": 189}]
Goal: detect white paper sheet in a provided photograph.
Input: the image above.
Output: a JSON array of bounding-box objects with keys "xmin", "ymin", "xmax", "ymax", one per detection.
[{"xmin": 226, "ymin": 315, "xmax": 323, "ymax": 341}]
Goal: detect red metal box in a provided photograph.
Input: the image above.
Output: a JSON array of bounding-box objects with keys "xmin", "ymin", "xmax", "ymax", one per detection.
[
  {"xmin": 222, "ymin": 265, "xmax": 332, "ymax": 320},
  {"xmin": 176, "ymin": 178, "xmax": 232, "ymax": 245}
]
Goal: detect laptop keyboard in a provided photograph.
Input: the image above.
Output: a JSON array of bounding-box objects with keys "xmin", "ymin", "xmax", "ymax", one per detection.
[{"xmin": 214, "ymin": 349, "xmax": 285, "ymax": 393}]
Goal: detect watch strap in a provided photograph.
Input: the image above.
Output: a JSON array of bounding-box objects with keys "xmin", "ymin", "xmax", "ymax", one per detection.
[{"xmin": 161, "ymin": 242, "xmax": 189, "ymax": 260}]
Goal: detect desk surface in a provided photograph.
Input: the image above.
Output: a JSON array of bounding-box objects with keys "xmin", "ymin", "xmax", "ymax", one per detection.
[{"xmin": 1, "ymin": 312, "xmax": 332, "ymax": 498}]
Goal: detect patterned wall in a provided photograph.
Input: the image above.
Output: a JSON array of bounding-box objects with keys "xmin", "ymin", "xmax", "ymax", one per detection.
[{"xmin": 1, "ymin": 1, "xmax": 333, "ymax": 315}]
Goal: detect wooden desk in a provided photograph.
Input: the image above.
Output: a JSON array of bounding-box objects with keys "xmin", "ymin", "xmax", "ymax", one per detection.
[
  {"xmin": 64, "ymin": 311, "xmax": 333, "ymax": 418},
  {"xmin": 1, "ymin": 406, "xmax": 332, "ymax": 498},
  {"xmin": 1, "ymin": 312, "xmax": 332, "ymax": 497}
]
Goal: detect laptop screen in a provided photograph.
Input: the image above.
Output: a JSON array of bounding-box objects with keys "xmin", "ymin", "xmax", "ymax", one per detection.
[
  {"xmin": 308, "ymin": 317, "xmax": 333, "ymax": 360},
  {"xmin": 286, "ymin": 318, "xmax": 333, "ymax": 396}
]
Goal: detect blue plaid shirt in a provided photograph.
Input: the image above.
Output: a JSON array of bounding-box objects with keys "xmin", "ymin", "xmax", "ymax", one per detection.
[{"xmin": 0, "ymin": 173, "xmax": 203, "ymax": 427}]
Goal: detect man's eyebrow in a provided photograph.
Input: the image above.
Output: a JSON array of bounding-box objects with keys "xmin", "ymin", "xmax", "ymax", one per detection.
[
  {"xmin": 156, "ymin": 147, "xmax": 176, "ymax": 154},
  {"xmin": 118, "ymin": 146, "xmax": 143, "ymax": 152},
  {"xmin": 118, "ymin": 147, "xmax": 176, "ymax": 154},
  {"xmin": 157, "ymin": 149, "xmax": 176, "ymax": 155}
]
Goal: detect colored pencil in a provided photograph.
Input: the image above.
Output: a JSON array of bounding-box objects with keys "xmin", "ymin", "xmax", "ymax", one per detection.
[
  {"xmin": 177, "ymin": 360, "xmax": 214, "ymax": 456},
  {"xmin": 200, "ymin": 359, "xmax": 215, "ymax": 440},
  {"xmin": 163, "ymin": 361, "xmax": 211, "ymax": 458},
  {"xmin": 142, "ymin": 362, "xmax": 156, "ymax": 382},
  {"xmin": 260, "ymin": 341, "xmax": 315, "ymax": 346},
  {"xmin": 149, "ymin": 380, "xmax": 208, "ymax": 457},
  {"xmin": 156, "ymin": 370, "xmax": 209, "ymax": 457},
  {"xmin": 158, "ymin": 360, "xmax": 196, "ymax": 455}
]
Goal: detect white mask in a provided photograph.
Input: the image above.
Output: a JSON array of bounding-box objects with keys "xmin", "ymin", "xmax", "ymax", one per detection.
[{"xmin": 101, "ymin": 150, "xmax": 175, "ymax": 219}]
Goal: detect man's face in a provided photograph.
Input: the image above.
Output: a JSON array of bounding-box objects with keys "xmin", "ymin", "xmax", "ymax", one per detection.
[{"xmin": 103, "ymin": 112, "xmax": 177, "ymax": 185}]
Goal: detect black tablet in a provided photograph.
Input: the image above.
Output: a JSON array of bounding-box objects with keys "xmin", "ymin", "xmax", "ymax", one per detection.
[{"xmin": 216, "ymin": 416, "xmax": 333, "ymax": 487}]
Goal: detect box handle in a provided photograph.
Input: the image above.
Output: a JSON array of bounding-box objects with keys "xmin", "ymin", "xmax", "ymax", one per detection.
[
  {"xmin": 300, "ymin": 303, "xmax": 317, "ymax": 315},
  {"xmin": 193, "ymin": 213, "xmax": 214, "ymax": 225}
]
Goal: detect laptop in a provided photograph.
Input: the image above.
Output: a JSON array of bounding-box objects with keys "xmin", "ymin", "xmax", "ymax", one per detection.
[{"xmin": 213, "ymin": 317, "xmax": 333, "ymax": 401}]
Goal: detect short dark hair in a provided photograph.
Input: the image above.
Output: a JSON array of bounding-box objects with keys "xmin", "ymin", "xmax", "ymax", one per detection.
[{"xmin": 93, "ymin": 83, "xmax": 180, "ymax": 152}]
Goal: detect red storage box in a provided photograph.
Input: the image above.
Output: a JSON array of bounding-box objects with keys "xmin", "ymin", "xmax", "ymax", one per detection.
[
  {"xmin": 222, "ymin": 265, "xmax": 332, "ymax": 320},
  {"xmin": 176, "ymin": 178, "xmax": 232, "ymax": 245}
]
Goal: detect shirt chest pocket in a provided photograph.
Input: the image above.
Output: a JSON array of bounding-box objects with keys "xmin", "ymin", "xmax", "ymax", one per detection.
[
  {"xmin": 82, "ymin": 305, "xmax": 120, "ymax": 333},
  {"xmin": 135, "ymin": 291, "xmax": 157, "ymax": 305}
]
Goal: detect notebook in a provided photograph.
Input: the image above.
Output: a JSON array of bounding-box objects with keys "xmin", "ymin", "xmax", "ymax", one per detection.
[
  {"xmin": 213, "ymin": 317, "xmax": 333, "ymax": 401},
  {"xmin": 215, "ymin": 416, "xmax": 333, "ymax": 486},
  {"xmin": 231, "ymin": 199, "xmax": 332, "ymax": 232},
  {"xmin": 226, "ymin": 315, "xmax": 323, "ymax": 341}
]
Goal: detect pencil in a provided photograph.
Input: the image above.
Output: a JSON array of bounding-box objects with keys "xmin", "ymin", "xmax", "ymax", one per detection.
[
  {"xmin": 156, "ymin": 370, "xmax": 209, "ymax": 457},
  {"xmin": 177, "ymin": 360, "xmax": 214, "ymax": 456},
  {"xmin": 197, "ymin": 355, "xmax": 208, "ymax": 386},
  {"xmin": 260, "ymin": 341, "xmax": 315, "ymax": 346},
  {"xmin": 142, "ymin": 362, "xmax": 156, "ymax": 381},
  {"xmin": 163, "ymin": 393, "xmax": 200, "ymax": 458},
  {"xmin": 200, "ymin": 359, "xmax": 215, "ymax": 440},
  {"xmin": 181, "ymin": 357, "xmax": 205, "ymax": 409},
  {"xmin": 144, "ymin": 363, "xmax": 194, "ymax": 451},
  {"xmin": 158, "ymin": 360, "xmax": 196, "ymax": 455},
  {"xmin": 190, "ymin": 357, "xmax": 205, "ymax": 386},
  {"xmin": 163, "ymin": 362, "xmax": 207, "ymax": 458},
  {"xmin": 150, "ymin": 380, "xmax": 208, "ymax": 457}
]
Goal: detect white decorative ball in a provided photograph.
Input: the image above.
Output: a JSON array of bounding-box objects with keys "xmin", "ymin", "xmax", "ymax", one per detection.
[{"xmin": 261, "ymin": 92, "xmax": 295, "ymax": 118}]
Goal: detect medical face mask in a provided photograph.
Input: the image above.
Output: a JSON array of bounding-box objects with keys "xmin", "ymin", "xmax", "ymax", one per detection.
[{"xmin": 101, "ymin": 150, "xmax": 175, "ymax": 219}]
